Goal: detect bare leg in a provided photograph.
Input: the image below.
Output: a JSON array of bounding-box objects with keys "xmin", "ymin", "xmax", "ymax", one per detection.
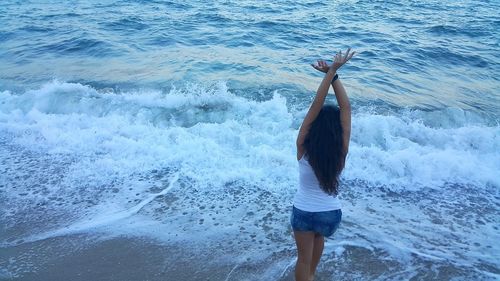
[
  {"xmin": 293, "ymin": 231, "xmax": 315, "ymax": 281},
  {"xmin": 309, "ymin": 233, "xmax": 325, "ymax": 281}
]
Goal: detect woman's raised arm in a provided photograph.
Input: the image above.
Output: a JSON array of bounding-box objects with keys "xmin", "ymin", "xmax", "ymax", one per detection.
[
  {"xmin": 332, "ymin": 77, "xmax": 351, "ymax": 157},
  {"xmin": 296, "ymin": 67, "xmax": 336, "ymax": 160},
  {"xmin": 297, "ymin": 48, "xmax": 354, "ymax": 160}
]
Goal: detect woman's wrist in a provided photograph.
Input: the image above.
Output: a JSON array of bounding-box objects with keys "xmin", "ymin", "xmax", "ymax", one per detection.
[
  {"xmin": 331, "ymin": 73, "xmax": 339, "ymax": 84},
  {"xmin": 326, "ymin": 69, "xmax": 336, "ymax": 80}
]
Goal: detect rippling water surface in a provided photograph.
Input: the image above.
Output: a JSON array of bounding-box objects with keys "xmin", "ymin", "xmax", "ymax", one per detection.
[{"xmin": 0, "ymin": 0, "xmax": 499, "ymax": 280}]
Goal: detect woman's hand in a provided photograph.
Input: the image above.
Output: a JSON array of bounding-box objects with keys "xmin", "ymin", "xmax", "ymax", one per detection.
[
  {"xmin": 331, "ymin": 48, "xmax": 355, "ymax": 72},
  {"xmin": 311, "ymin": 48, "xmax": 355, "ymax": 73},
  {"xmin": 311, "ymin": 60, "xmax": 330, "ymax": 73}
]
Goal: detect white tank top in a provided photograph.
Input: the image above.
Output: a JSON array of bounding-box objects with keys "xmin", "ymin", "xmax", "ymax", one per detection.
[{"xmin": 293, "ymin": 156, "xmax": 342, "ymax": 212}]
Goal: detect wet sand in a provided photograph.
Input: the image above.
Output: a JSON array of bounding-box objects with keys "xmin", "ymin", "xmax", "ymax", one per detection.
[
  {"xmin": 2, "ymin": 232, "xmax": 492, "ymax": 281},
  {"xmin": 1, "ymin": 234, "xmax": 299, "ymax": 281},
  {"xmin": 1, "ymin": 235, "xmax": 236, "ymax": 281}
]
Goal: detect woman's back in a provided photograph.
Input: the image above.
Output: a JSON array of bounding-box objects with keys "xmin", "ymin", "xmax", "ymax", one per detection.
[{"xmin": 294, "ymin": 156, "xmax": 341, "ymax": 212}]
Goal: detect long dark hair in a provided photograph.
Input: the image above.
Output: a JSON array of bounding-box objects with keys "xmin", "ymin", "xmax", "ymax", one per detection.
[{"xmin": 303, "ymin": 105, "xmax": 345, "ymax": 195}]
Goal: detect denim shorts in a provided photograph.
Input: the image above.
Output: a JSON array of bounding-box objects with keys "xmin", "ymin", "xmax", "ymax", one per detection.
[{"xmin": 290, "ymin": 206, "xmax": 342, "ymax": 237}]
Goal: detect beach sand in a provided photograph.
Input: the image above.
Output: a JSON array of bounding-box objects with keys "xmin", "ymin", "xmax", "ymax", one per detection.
[
  {"xmin": 1, "ymin": 234, "xmax": 299, "ymax": 281},
  {"xmin": 1, "ymin": 232, "xmax": 486, "ymax": 281},
  {"xmin": 2, "ymin": 235, "xmax": 236, "ymax": 281}
]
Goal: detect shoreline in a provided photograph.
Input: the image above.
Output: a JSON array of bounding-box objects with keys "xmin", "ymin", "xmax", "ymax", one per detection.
[
  {"xmin": 2, "ymin": 232, "xmax": 495, "ymax": 281},
  {"xmin": 1, "ymin": 235, "xmax": 244, "ymax": 281},
  {"xmin": 0, "ymin": 234, "xmax": 298, "ymax": 281}
]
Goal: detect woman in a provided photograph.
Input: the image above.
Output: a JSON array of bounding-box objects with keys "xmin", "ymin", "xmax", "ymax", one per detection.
[{"xmin": 292, "ymin": 48, "xmax": 354, "ymax": 281}]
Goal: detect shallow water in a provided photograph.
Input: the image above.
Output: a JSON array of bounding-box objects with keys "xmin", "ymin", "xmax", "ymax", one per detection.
[{"xmin": 0, "ymin": 0, "xmax": 499, "ymax": 280}]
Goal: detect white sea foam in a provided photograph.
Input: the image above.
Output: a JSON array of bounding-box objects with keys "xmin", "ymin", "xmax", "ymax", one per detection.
[
  {"xmin": 1, "ymin": 81, "xmax": 499, "ymax": 279},
  {"xmin": 1, "ymin": 81, "xmax": 497, "ymax": 190}
]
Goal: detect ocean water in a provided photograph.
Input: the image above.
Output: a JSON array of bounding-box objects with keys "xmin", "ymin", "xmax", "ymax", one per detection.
[{"xmin": 0, "ymin": 0, "xmax": 499, "ymax": 280}]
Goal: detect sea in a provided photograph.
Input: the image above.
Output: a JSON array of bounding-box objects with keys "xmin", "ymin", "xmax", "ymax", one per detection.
[{"xmin": 0, "ymin": 0, "xmax": 499, "ymax": 280}]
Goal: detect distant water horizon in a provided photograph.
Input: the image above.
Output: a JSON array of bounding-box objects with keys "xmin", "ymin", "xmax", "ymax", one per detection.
[{"xmin": 1, "ymin": 0, "xmax": 499, "ymax": 280}]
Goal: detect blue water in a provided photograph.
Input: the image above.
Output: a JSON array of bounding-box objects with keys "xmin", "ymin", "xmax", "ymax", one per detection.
[
  {"xmin": 1, "ymin": 0, "xmax": 499, "ymax": 280},
  {"xmin": 1, "ymin": 0, "xmax": 499, "ymax": 115}
]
